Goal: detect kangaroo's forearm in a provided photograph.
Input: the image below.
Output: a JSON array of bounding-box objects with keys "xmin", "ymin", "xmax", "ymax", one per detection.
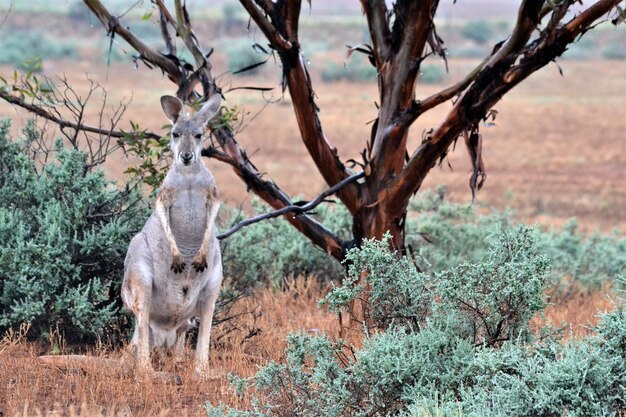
[{"xmin": 156, "ymin": 188, "xmax": 180, "ymax": 256}]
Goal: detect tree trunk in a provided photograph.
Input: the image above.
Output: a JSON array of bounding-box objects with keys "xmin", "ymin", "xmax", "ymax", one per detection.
[{"xmin": 353, "ymin": 201, "xmax": 407, "ymax": 253}]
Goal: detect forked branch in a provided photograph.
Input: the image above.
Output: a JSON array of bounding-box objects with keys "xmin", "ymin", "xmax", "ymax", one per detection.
[
  {"xmin": 241, "ymin": 0, "xmax": 362, "ymax": 214},
  {"xmin": 217, "ymin": 171, "xmax": 365, "ymax": 240},
  {"xmin": 389, "ymin": 0, "xmax": 621, "ymax": 213}
]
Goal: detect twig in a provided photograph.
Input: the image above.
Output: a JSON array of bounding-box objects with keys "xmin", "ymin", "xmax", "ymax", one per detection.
[
  {"xmin": 0, "ymin": 3, "xmax": 12, "ymax": 30},
  {"xmin": 217, "ymin": 171, "xmax": 364, "ymax": 240},
  {"xmin": 0, "ymin": 90, "xmax": 161, "ymax": 141}
]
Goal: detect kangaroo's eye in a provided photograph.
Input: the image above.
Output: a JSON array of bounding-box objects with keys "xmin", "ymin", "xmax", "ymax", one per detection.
[
  {"xmin": 172, "ymin": 132, "xmax": 180, "ymax": 138},
  {"xmin": 194, "ymin": 133, "xmax": 202, "ymax": 139}
]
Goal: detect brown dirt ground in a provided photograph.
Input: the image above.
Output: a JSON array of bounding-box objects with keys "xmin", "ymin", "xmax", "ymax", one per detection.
[{"xmin": 1, "ymin": 58, "xmax": 624, "ymax": 231}]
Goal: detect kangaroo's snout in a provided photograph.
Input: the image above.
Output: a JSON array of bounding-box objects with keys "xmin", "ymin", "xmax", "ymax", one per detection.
[{"xmin": 180, "ymin": 151, "xmax": 194, "ymax": 165}]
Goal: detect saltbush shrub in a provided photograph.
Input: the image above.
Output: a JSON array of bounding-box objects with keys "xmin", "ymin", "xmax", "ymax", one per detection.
[
  {"xmin": 0, "ymin": 31, "xmax": 77, "ymax": 69},
  {"xmin": 409, "ymin": 188, "xmax": 626, "ymax": 290},
  {"xmin": 602, "ymin": 43, "xmax": 626, "ymax": 60},
  {"xmin": 321, "ymin": 60, "xmax": 377, "ymax": 82},
  {"xmin": 225, "ymin": 40, "xmax": 267, "ymax": 75},
  {"xmin": 220, "ymin": 200, "xmax": 347, "ymax": 289},
  {"xmin": 460, "ymin": 20, "xmax": 494, "ymax": 44},
  {"xmin": 0, "ymin": 120, "xmax": 149, "ymax": 342},
  {"xmin": 419, "ymin": 64, "xmax": 445, "ymax": 84},
  {"xmin": 210, "ymin": 231, "xmax": 626, "ymax": 417}
]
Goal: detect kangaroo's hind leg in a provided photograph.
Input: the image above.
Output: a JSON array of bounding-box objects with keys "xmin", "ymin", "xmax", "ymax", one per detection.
[
  {"xmin": 122, "ymin": 234, "xmax": 155, "ymax": 374},
  {"xmin": 194, "ymin": 258, "xmax": 223, "ymax": 378}
]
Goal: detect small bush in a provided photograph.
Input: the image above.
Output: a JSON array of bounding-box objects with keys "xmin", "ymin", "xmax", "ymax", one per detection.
[
  {"xmin": 0, "ymin": 31, "xmax": 78, "ymax": 68},
  {"xmin": 419, "ymin": 64, "xmax": 445, "ymax": 84},
  {"xmin": 602, "ymin": 43, "xmax": 626, "ymax": 60},
  {"xmin": 321, "ymin": 60, "xmax": 377, "ymax": 82},
  {"xmin": 0, "ymin": 120, "xmax": 149, "ymax": 342},
  {"xmin": 225, "ymin": 40, "xmax": 268, "ymax": 75},
  {"xmin": 460, "ymin": 20, "xmax": 494, "ymax": 44},
  {"xmin": 321, "ymin": 233, "xmax": 431, "ymax": 329},
  {"xmin": 213, "ymin": 232, "xmax": 626, "ymax": 417},
  {"xmin": 220, "ymin": 200, "xmax": 347, "ymax": 289},
  {"xmin": 448, "ymin": 45, "xmax": 490, "ymax": 59},
  {"xmin": 408, "ymin": 188, "xmax": 626, "ymax": 290}
]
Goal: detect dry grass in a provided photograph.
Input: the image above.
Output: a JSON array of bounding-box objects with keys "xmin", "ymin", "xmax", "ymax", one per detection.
[
  {"xmin": 0, "ymin": 278, "xmax": 615, "ymax": 417},
  {"xmin": 0, "ymin": 278, "xmax": 339, "ymax": 417}
]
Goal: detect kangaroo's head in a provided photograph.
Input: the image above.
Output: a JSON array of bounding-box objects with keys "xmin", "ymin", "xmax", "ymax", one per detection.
[{"xmin": 160, "ymin": 95, "xmax": 221, "ymax": 166}]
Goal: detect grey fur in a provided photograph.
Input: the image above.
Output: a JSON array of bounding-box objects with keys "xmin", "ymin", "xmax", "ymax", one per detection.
[{"xmin": 122, "ymin": 94, "xmax": 223, "ymax": 378}]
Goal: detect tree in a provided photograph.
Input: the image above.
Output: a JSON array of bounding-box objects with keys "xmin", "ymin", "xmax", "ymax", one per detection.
[{"xmin": 1, "ymin": 0, "xmax": 624, "ymax": 261}]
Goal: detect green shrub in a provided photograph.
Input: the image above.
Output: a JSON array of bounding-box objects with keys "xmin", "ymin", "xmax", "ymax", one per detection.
[
  {"xmin": 0, "ymin": 31, "xmax": 78, "ymax": 68},
  {"xmin": 537, "ymin": 220, "xmax": 626, "ymax": 289},
  {"xmin": 448, "ymin": 45, "xmax": 490, "ymax": 59},
  {"xmin": 0, "ymin": 120, "xmax": 149, "ymax": 342},
  {"xmin": 225, "ymin": 40, "xmax": 267, "ymax": 75},
  {"xmin": 321, "ymin": 60, "xmax": 377, "ymax": 82},
  {"xmin": 321, "ymin": 233, "xmax": 432, "ymax": 329},
  {"xmin": 419, "ymin": 64, "xmax": 445, "ymax": 84},
  {"xmin": 434, "ymin": 226, "xmax": 549, "ymax": 346},
  {"xmin": 460, "ymin": 20, "xmax": 494, "ymax": 44},
  {"xmin": 408, "ymin": 188, "xmax": 626, "ymax": 290},
  {"xmin": 211, "ymin": 232, "xmax": 626, "ymax": 417},
  {"xmin": 220, "ymin": 200, "xmax": 347, "ymax": 289},
  {"xmin": 602, "ymin": 43, "xmax": 626, "ymax": 60}
]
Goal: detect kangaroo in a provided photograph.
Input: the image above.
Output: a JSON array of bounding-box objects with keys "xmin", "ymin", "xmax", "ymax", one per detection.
[{"xmin": 122, "ymin": 94, "xmax": 223, "ymax": 378}]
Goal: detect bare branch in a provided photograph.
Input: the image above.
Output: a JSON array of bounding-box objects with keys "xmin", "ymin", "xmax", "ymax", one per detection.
[
  {"xmin": 244, "ymin": 0, "xmax": 362, "ymax": 214},
  {"xmin": 218, "ymin": 171, "xmax": 364, "ymax": 240},
  {"xmin": 83, "ymin": 0, "xmax": 183, "ymax": 83},
  {"xmin": 239, "ymin": 0, "xmax": 293, "ymax": 51},
  {"xmin": 202, "ymin": 131, "xmax": 351, "ymax": 261},
  {"xmin": 153, "ymin": 0, "xmax": 176, "ymax": 27},
  {"xmin": 484, "ymin": 0, "xmax": 545, "ymax": 69},
  {"xmin": 360, "ymin": 0, "xmax": 391, "ymax": 66},
  {"xmin": 388, "ymin": 0, "xmax": 620, "ymax": 213},
  {"xmin": 80, "ymin": 0, "xmax": 350, "ymax": 261},
  {"xmin": 0, "ymin": 90, "xmax": 160, "ymax": 141}
]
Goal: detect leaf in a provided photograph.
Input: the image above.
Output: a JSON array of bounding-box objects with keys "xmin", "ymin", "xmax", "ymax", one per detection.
[
  {"xmin": 141, "ymin": 11, "xmax": 153, "ymax": 21},
  {"xmin": 344, "ymin": 44, "xmax": 374, "ymax": 68},
  {"xmin": 464, "ymin": 129, "xmax": 486, "ymax": 201},
  {"xmin": 232, "ymin": 57, "xmax": 270, "ymax": 75}
]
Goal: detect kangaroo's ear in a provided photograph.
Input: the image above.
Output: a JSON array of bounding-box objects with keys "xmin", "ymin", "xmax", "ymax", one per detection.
[
  {"xmin": 161, "ymin": 95, "xmax": 184, "ymax": 123},
  {"xmin": 193, "ymin": 94, "xmax": 222, "ymax": 126}
]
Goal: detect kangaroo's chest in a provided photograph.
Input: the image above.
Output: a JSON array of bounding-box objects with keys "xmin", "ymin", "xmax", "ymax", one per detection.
[{"xmin": 169, "ymin": 187, "xmax": 209, "ymax": 256}]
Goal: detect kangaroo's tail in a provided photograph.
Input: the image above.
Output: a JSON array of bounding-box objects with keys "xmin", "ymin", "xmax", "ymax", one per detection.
[{"xmin": 38, "ymin": 354, "xmax": 129, "ymax": 377}]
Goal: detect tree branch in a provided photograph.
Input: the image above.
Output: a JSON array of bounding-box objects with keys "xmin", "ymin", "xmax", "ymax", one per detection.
[
  {"xmin": 204, "ymin": 130, "xmax": 351, "ymax": 261},
  {"xmin": 76, "ymin": 0, "xmax": 352, "ymax": 260},
  {"xmin": 0, "ymin": 90, "xmax": 160, "ymax": 141},
  {"xmin": 360, "ymin": 0, "xmax": 391, "ymax": 66},
  {"xmin": 217, "ymin": 171, "xmax": 364, "ymax": 240},
  {"xmin": 239, "ymin": 0, "xmax": 292, "ymax": 51},
  {"xmin": 83, "ymin": 0, "xmax": 183, "ymax": 84},
  {"xmin": 244, "ymin": 0, "xmax": 362, "ymax": 214},
  {"xmin": 398, "ymin": 0, "xmax": 544, "ymax": 129},
  {"xmin": 388, "ymin": 0, "xmax": 620, "ymax": 213}
]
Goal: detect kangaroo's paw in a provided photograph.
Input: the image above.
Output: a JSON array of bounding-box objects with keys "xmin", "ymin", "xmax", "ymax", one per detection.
[
  {"xmin": 153, "ymin": 371, "xmax": 183, "ymax": 385},
  {"xmin": 191, "ymin": 254, "xmax": 208, "ymax": 272},
  {"xmin": 171, "ymin": 253, "xmax": 186, "ymax": 273},
  {"xmin": 194, "ymin": 362, "xmax": 218, "ymax": 380}
]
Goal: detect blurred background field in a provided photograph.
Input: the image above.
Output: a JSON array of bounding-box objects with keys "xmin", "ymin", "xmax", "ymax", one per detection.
[{"xmin": 0, "ymin": 0, "xmax": 624, "ymax": 231}]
